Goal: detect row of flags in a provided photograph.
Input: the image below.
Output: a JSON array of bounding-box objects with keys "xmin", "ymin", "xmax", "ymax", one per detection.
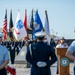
[{"xmin": 2, "ymin": 9, "xmax": 50, "ymax": 45}]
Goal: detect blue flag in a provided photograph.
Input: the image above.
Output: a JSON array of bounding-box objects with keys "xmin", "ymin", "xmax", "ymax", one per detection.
[
  {"xmin": 33, "ymin": 10, "xmax": 43, "ymax": 34},
  {"xmin": 32, "ymin": 10, "xmax": 43, "ymax": 40}
]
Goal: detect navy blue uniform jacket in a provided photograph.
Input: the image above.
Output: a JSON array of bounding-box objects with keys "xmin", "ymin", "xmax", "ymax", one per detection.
[{"xmin": 26, "ymin": 42, "xmax": 57, "ymax": 75}]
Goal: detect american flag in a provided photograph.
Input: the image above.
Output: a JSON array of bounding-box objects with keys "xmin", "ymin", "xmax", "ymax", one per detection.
[{"xmin": 2, "ymin": 9, "xmax": 7, "ymax": 41}]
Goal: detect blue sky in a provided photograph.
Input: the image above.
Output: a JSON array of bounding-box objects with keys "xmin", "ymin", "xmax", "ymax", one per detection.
[{"xmin": 0, "ymin": 0, "xmax": 75, "ymax": 39}]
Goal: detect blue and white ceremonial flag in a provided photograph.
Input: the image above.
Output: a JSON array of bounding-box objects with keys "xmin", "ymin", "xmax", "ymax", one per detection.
[
  {"xmin": 13, "ymin": 10, "xmax": 27, "ymax": 41},
  {"xmin": 33, "ymin": 10, "xmax": 43, "ymax": 39},
  {"xmin": 44, "ymin": 11, "xmax": 50, "ymax": 45}
]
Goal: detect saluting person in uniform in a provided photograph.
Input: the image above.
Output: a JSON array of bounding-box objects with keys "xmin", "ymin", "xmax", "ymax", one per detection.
[
  {"xmin": 0, "ymin": 33, "xmax": 9, "ymax": 75},
  {"xmin": 26, "ymin": 31, "xmax": 57, "ymax": 75}
]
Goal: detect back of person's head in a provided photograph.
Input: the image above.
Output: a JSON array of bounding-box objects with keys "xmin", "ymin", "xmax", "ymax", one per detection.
[{"xmin": 37, "ymin": 37, "xmax": 45, "ymax": 40}]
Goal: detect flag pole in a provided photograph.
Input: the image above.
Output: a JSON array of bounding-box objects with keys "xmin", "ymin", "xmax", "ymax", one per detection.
[{"xmin": 32, "ymin": 9, "xmax": 33, "ymax": 40}]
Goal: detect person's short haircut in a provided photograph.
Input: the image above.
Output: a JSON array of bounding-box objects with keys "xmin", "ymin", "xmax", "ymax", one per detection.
[{"xmin": 37, "ymin": 37, "xmax": 44, "ymax": 40}]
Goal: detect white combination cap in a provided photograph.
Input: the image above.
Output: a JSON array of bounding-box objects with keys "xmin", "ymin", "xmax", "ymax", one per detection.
[
  {"xmin": 0, "ymin": 33, "xmax": 3, "ymax": 37},
  {"xmin": 35, "ymin": 31, "xmax": 46, "ymax": 37}
]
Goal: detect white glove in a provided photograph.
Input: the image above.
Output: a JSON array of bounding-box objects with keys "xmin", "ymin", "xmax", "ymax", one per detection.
[
  {"xmin": 37, "ymin": 61, "xmax": 47, "ymax": 67},
  {"xmin": 7, "ymin": 63, "xmax": 14, "ymax": 69}
]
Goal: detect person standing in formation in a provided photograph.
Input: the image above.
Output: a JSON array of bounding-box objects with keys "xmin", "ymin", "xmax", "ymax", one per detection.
[{"xmin": 26, "ymin": 31, "xmax": 57, "ymax": 75}]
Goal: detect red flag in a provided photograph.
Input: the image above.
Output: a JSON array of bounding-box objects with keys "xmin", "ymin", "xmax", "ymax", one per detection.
[
  {"xmin": 2, "ymin": 9, "xmax": 7, "ymax": 41},
  {"xmin": 23, "ymin": 9, "xmax": 28, "ymax": 39},
  {"xmin": 24, "ymin": 9, "xmax": 27, "ymax": 32}
]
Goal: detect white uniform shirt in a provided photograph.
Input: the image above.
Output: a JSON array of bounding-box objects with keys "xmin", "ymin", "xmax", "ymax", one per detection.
[
  {"xmin": 56, "ymin": 43, "xmax": 68, "ymax": 48},
  {"xmin": 0, "ymin": 44, "xmax": 9, "ymax": 66}
]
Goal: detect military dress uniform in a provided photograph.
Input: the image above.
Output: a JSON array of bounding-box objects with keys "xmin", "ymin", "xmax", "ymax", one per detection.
[{"xmin": 26, "ymin": 31, "xmax": 57, "ymax": 75}]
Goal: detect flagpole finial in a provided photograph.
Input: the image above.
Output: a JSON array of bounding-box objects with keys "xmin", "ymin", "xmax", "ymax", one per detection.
[
  {"xmin": 18, "ymin": 9, "xmax": 20, "ymax": 12},
  {"xmin": 32, "ymin": 9, "xmax": 36, "ymax": 13},
  {"xmin": 25, "ymin": 9, "xmax": 27, "ymax": 11},
  {"xmin": 10, "ymin": 9, "xmax": 12, "ymax": 11},
  {"xmin": 6, "ymin": 9, "xmax": 7, "ymax": 12},
  {"xmin": 6, "ymin": 9, "xmax": 7, "ymax": 10},
  {"xmin": 45, "ymin": 10, "xmax": 47, "ymax": 12},
  {"xmin": 32, "ymin": 9, "xmax": 33, "ymax": 12},
  {"xmin": 45, "ymin": 10, "xmax": 47, "ymax": 15}
]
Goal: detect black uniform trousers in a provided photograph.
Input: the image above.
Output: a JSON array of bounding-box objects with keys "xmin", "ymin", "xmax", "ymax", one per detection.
[
  {"xmin": 10, "ymin": 50, "xmax": 15, "ymax": 64},
  {"xmin": 0, "ymin": 68, "xmax": 7, "ymax": 75}
]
